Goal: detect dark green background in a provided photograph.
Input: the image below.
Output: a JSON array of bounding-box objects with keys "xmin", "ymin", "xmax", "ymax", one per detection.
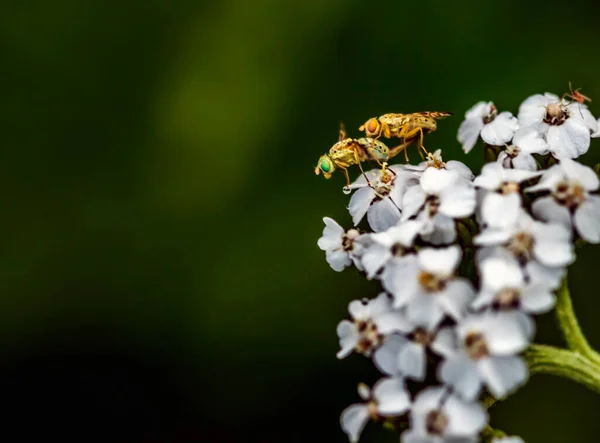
[{"xmin": 1, "ymin": 0, "xmax": 599, "ymax": 441}]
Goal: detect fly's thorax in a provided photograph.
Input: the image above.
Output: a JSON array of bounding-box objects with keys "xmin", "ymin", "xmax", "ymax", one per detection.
[{"xmin": 329, "ymin": 139, "xmax": 363, "ymax": 167}]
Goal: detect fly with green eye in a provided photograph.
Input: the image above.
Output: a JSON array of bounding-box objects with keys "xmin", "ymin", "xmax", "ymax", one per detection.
[{"xmin": 315, "ymin": 123, "xmax": 411, "ymax": 187}]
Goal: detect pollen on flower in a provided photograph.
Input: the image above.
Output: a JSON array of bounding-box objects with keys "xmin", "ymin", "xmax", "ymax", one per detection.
[
  {"xmin": 482, "ymin": 103, "xmax": 498, "ymax": 124},
  {"xmin": 544, "ymin": 102, "xmax": 568, "ymax": 125},
  {"xmin": 418, "ymin": 271, "xmax": 446, "ymax": 292},
  {"xmin": 501, "ymin": 181, "xmax": 521, "ymax": 194},
  {"xmin": 366, "ymin": 401, "xmax": 379, "ymax": 419},
  {"xmin": 553, "ymin": 181, "xmax": 586, "ymax": 209},
  {"xmin": 342, "ymin": 229, "xmax": 360, "ymax": 251},
  {"xmin": 507, "ymin": 232, "xmax": 534, "ymax": 262},
  {"xmin": 495, "ymin": 288, "xmax": 520, "ymax": 309},
  {"xmin": 413, "ymin": 327, "xmax": 434, "ymax": 345},
  {"xmin": 355, "ymin": 319, "xmax": 381, "ymax": 355},
  {"xmin": 464, "ymin": 332, "xmax": 490, "ymax": 360},
  {"xmin": 425, "ymin": 410, "xmax": 448, "ymax": 435}
]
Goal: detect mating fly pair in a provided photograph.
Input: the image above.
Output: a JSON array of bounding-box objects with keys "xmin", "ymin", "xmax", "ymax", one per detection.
[{"xmin": 315, "ymin": 111, "xmax": 453, "ymax": 187}]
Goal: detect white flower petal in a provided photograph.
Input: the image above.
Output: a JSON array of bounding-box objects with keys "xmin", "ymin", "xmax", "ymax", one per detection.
[
  {"xmin": 575, "ymin": 196, "xmax": 600, "ymax": 243},
  {"xmin": 369, "ymin": 292, "xmax": 394, "ymax": 316},
  {"xmin": 340, "ymin": 404, "xmax": 370, "ymax": 443},
  {"xmin": 373, "ymin": 335, "xmax": 408, "ymax": 375},
  {"xmin": 458, "ymin": 117, "xmax": 485, "ymax": 153},
  {"xmin": 568, "ymin": 102, "xmax": 598, "ymax": 133},
  {"xmin": 486, "ymin": 314, "xmax": 530, "ymax": 354},
  {"xmin": 481, "ymin": 257, "xmax": 524, "ymax": 291},
  {"xmin": 348, "ymin": 186, "xmax": 375, "ymax": 226},
  {"xmin": 336, "ymin": 320, "xmax": 358, "ymax": 359},
  {"xmin": 547, "ymin": 118, "xmax": 591, "ymax": 159},
  {"xmin": 317, "ymin": 217, "xmax": 344, "ymax": 250},
  {"xmin": 481, "ymin": 112, "xmax": 519, "ymax": 146},
  {"xmin": 367, "ymin": 198, "xmax": 401, "ymax": 233},
  {"xmin": 481, "ymin": 192, "xmax": 521, "ymax": 229},
  {"xmin": 430, "ymin": 327, "xmax": 457, "ymax": 357},
  {"xmin": 532, "ymin": 223, "xmax": 574, "ymax": 267},
  {"xmin": 445, "ymin": 393, "xmax": 488, "ymax": 436},
  {"xmin": 439, "ymin": 279, "xmax": 475, "ymax": 320},
  {"xmin": 479, "ymin": 356, "xmax": 528, "ymax": 399},
  {"xmin": 559, "ymin": 158, "xmax": 599, "ymax": 190},
  {"xmin": 418, "ymin": 245, "xmax": 461, "ymax": 276},
  {"xmin": 520, "ymin": 284, "xmax": 555, "ymax": 313},
  {"xmin": 373, "ymin": 377, "xmax": 411, "ymax": 416},
  {"xmin": 360, "ymin": 243, "xmax": 391, "ymax": 279},
  {"xmin": 398, "ymin": 342, "xmax": 426, "ymax": 381},
  {"xmin": 446, "ymin": 160, "xmax": 475, "ymax": 181},
  {"xmin": 381, "ymin": 256, "xmax": 420, "ymax": 307},
  {"xmin": 421, "ymin": 168, "xmax": 459, "ymax": 194},
  {"xmin": 531, "ymin": 196, "xmax": 572, "ymax": 228},
  {"xmin": 439, "ymin": 354, "xmax": 482, "ymax": 400},
  {"xmin": 406, "ymin": 295, "xmax": 445, "ymax": 331},
  {"xmin": 375, "ymin": 311, "xmax": 414, "ymax": 335},
  {"xmin": 326, "ymin": 249, "xmax": 352, "ymax": 272},
  {"xmin": 474, "ymin": 228, "xmax": 512, "ymax": 246},
  {"xmin": 402, "ymin": 185, "xmax": 427, "ymax": 219},
  {"xmin": 400, "ymin": 430, "xmax": 432, "ymax": 443},
  {"xmin": 517, "ymin": 94, "xmax": 548, "ymax": 127},
  {"xmin": 439, "ymin": 183, "xmax": 476, "ymax": 218},
  {"xmin": 349, "ymin": 300, "xmax": 370, "ymax": 320},
  {"xmin": 473, "ymin": 162, "xmax": 504, "ymax": 190},
  {"xmin": 420, "ymin": 213, "xmax": 457, "ymax": 245},
  {"xmin": 513, "ymin": 126, "xmax": 549, "ymax": 154}
]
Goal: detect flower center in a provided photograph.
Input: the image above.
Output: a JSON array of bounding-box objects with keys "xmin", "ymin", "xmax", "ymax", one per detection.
[
  {"xmin": 427, "ymin": 152, "xmax": 446, "ymax": 169},
  {"xmin": 482, "ymin": 104, "xmax": 498, "ymax": 124},
  {"xmin": 464, "ymin": 332, "xmax": 490, "ymax": 360},
  {"xmin": 553, "ymin": 181, "xmax": 586, "ymax": 210},
  {"xmin": 544, "ymin": 102, "xmax": 568, "ymax": 125},
  {"xmin": 425, "ymin": 410, "xmax": 449, "ymax": 435},
  {"xmin": 495, "ymin": 288, "xmax": 521, "ymax": 309},
  {"xmin": 342, "ymin": 229, "xmax": 360, "ymax": 251},
  {"xmin": 427, "ymin": 195, "xmax": 441, "ymax": 216},
  {"xmin": 390, "ymin": 242, "xmax": 408, "ymax": 257},
  {"xmin": 418, "ymin": 271, "xmax": 446, "ymax": 292},
  {"xmin": 413, "ymin": 327, "xmax": 433, "ymax": 345},
  {"xmin": 507, "ymin": 231, "xmax": 534, "ymax": 262},
  {"xmin": 501, "ymin": 181, "xmax": 520, "ymax": 194},
  {"xmin": 355, "ymin": 319, "xmax": 381, "ymax": 355},
  {"xmin": 505, "ymin": 145, "xmax": 520, "ymax": 157},
  {"xmin": 366, "ymin": 401, "xmax": 379, "ymax": 419}
]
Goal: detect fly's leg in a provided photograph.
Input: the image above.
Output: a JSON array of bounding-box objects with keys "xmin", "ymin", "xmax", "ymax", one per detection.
[{"xmin": 389, "ymin": 141, "xmax": 412, "ymax": 163}]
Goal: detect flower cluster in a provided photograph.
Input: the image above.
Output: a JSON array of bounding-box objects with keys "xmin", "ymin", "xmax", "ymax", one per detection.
[{"xmin": 318, "ymin": 91, "xmax": 600, "ymax": 442}]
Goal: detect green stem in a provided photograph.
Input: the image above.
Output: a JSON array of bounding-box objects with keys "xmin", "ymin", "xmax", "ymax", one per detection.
[
  {"xmin": 526, "ymin": 344, "xmax": 600, "ymax": 395},
  {"xmin": 555, "ymin": 279, "xmax": 600, "ymax": 365},
  {"xmin": 480, "ymin": 425, "xmax": 506, "ymax": 442}
]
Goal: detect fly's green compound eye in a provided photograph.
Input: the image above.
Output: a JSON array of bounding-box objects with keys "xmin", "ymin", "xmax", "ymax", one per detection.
[{"xmin": 320, "ymin": 158, "xmax": 331, "ymax": 173}]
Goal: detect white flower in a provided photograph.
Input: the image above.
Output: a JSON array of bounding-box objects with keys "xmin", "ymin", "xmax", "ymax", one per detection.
[
  {"xmin": 373, "ymin": 315, "xmax": 442, "ymax": 382},
  {"xmin": 527, "ymin": 158, "xmax": 600, "ymax": 243},
  {"xmin": 475, "ymin": 192, "xmax": 575, "ymax": 269},
  {"xmin": 434, "ymin": 314, "xmax": 529, "ymax": 400},
  {"xmin": 458, "ymin": 101, "xmax": 519, "ymax": 153},
  {"xmin": 318, "ymin": 217, "xmax": 362, "ymax": 271},
  {"xmin": 341, "ymin": 378, "xmax": 411, "ymax": 443},
  {"xmin": 402, "ymin": 168, "xmax": 476, "ymax": 245},
  {"xmin": 518, "ymin": 93, "xmax": 598, "ymax": 159},
  {"xmin": 498, "ymin": 127, "xmax": 548, "ymax": 171},
  {"xmin": 473, "ymin": 257, "xmax": 556, "ymax": 316},
  {"xmin": 358, "ymin": 220, "xmax": 423, "ymax": 279},
  {"xmin": 474, "ymin": 162, "xmax": 541, "ymax": 195},
  {"xmin": 336, "ymin": 293, "xmax": 410, "ymax": 358},
  {"xmin": 382, "ymin": 245, "xmax": 475, "ymax": 330},
  {"xmin": 402, "ymin": 387, "xmax": 487, "ymax": 443},
  {"xmin": 405, "ymin": 149, "xmax": 474, "ymax": 182},
  {"xmin": 347, "ymin": 166, "xmax": 418, "ymax": 232}
]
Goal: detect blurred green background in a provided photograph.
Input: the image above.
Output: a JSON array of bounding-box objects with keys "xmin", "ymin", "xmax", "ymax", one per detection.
[{"xmin": 1, "ymin": 0, "xmax": 599, "ymax": 441}]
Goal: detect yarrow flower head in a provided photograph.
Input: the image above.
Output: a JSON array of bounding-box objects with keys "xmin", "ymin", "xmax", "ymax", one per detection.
[
  {"xmin": 458, "ymin": 101, "xmax": 519, "ymax": 153},
  {"xmin": 317, "ymin": 86, "xmax": 600, "ymax": 443},
  {"xmin": 527, "ymin": 158, "xmax": 600, "ymax": 243},
  {"xmin": 347, "ymin": 165, "xmax": 418, "ymax": 232},
  {"xmin": 518, "ymin": 93, "xmax": 598, "ymax": 159}
]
